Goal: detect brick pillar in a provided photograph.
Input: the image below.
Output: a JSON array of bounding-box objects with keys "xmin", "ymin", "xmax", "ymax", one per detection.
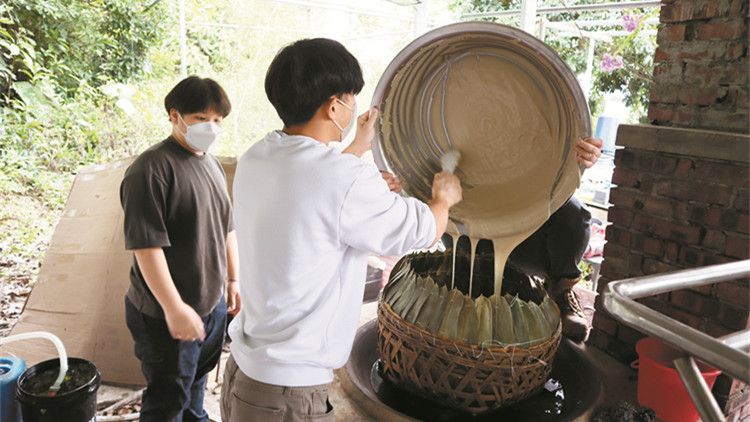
[
  {"xmin": 649, "ymin": 0, "xmax": 749, "ymax": 133},
  {"xmin": 591, "ymin": 0, "xmax": 749, "ymax": 419}
]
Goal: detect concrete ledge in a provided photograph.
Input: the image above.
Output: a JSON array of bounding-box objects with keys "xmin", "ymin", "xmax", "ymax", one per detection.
[{"xmin": 616, "ymin": 124, "xmax": 750, "ymax": 164}]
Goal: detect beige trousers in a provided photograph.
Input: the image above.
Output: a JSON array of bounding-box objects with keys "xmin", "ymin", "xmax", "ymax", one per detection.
[{"xmin": 221, "ymin": 355, "xmax": 335, "ymax": 422}]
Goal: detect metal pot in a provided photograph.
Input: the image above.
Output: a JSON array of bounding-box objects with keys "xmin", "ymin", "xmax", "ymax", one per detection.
[{"xmin": 372, "ymin": 22, "xmax": 590, "ymax": 240}]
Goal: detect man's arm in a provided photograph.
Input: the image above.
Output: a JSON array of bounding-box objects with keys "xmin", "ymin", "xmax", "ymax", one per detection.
[
  {"xmin": 225, "ymin": 230, "xmax": 241, "ymax": 316},
  {"xmin": 134, "ymin": 247, "xmax": 205, "ymax": 341}
]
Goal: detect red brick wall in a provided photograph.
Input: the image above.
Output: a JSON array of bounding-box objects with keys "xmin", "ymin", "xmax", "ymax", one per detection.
[
  {"xmin": 648, "ymin": 0, "xmax": 749, "ymax": 134},
  {"xmin": 593, "ymin": 125, "xmax": 750, "ymax": 420},
  {"xmin": 593, "ymin": 0, "xmax": 749, "ymax": 419}
]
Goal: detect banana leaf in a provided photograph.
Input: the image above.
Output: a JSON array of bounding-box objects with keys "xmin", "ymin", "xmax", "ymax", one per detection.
[
  {"xmin": 524, "ymin": 301, "xmax": 550, "ymax": 347},
  {"xmin": 389, "ymin": 271, "xmax": 418, "ymax": 314},
  {"xmin": 393, "ymin": 275, "xmax": 425, "ymax": 317},
  {"xmin": 509, "ymin": 295, "xmax": 530, "ymax": 345},
  {"xmin": 387, "ymin": 255, "xmax": 411, "ymax": 283},
  {"xmin": 475, "ymin": 295, "xmax": 493, "ymax": 346},
  {"xmin": 413, "ymin": 279, "xmax": 441, "ymax": 330},
  {"xmin": 437, "ymin": 289, "xmax": 464, "ymax": 340},
  {"xmin": 433, "ymin": 250, "xmax": 453, "ymax": 288},
  {"xmin": 456, "ymin": 295, "xmax": 478, "ymax": 344},
  {"xmin": 404, "ymin": 275, "xmax": 434, "ymax": 323},
  {"xmin": 491, "ymin": 294, "xmax": 515, "ymax": 345},
  {"xmin": 384, "ymin": 267, "xmax": 414, "ymax": 304},
  {"xmin": 541, "ymin": 296, "xmax": 561, "ymax": 333},
  {"xmin": 425, "ymin": 285, "xmax": 450, "ymax": 333}
]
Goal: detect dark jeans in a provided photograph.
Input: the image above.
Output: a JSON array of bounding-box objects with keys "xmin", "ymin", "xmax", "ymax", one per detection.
[
  {"xmin": 126, "ymin": 296, "xmax": 227, "ymax": 422},
  {"xmin": 508, "ymin": 196, "xmax": 592, "ymax": 283}
]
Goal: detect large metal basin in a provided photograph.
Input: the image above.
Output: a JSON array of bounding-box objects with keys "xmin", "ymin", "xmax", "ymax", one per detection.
[
  {"xmin": 371, "ymin": 22, "xmax": 590, "ymax": 239},
  {"xmin": 342, "ymin": 319, "xmax": 601, "ymax": 421}
]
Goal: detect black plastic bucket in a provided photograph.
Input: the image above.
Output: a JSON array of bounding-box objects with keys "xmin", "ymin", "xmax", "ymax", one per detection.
[{"xmin": 16, "ymin": 357, "xmax": 100, "ymax": 422}]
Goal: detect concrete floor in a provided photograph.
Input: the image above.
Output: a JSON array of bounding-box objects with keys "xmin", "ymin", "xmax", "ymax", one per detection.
[{"xmin": 98, "ymin": 300, "xmax": 640, "ymax": 421}]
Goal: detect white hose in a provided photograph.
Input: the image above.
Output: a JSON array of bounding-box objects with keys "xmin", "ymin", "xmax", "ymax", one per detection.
[{"xmin": 0, "ymin": 331, "xmax": 68, "ymax": 392}]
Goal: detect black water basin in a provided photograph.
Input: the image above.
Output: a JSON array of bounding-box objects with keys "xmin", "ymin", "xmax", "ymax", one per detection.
[{"xmin": 345, "ymin": 319, "xmax": 601, "ymax": 422}]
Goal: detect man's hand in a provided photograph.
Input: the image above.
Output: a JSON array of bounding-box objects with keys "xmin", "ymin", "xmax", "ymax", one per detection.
[
  {"xmin": 426, "ymin": 171, "xmax": 462, "ymax": 247},
  {"xmin": 163, "ymin": 301, "xmax": 205, "ymax": 342},
  {"xmin": 226, "ymin": 280, "xmax": 242, "ymax": 316},
  {"xmin": 380, "ymin": 171, "xmax": 402, "ymax": 193},
  {"xmin": 431, "ymin": 171, "xmax": 462, "ymax": 208},
  {"xmin": 575, "ymin": 137, "xmax": 604, "ymax": 169},
  {"xmin": 343, "ymin": 107, "xmax": 379, "ymax": 157}
]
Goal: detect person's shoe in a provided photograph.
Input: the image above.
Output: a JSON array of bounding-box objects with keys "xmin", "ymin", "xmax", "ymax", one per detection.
[{"xmin": 555, "ymin": 288, "xmax": 591, "ymax": 343}]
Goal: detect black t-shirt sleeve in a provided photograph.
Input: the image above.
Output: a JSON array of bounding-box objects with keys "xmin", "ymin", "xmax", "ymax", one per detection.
[
  {"xmin": 120, "ymin": 166, "xmax": 172, "ymax": 250},
  {"xmin": 211, "ymin": 156, "xmax": 235, "ymax": 234}
]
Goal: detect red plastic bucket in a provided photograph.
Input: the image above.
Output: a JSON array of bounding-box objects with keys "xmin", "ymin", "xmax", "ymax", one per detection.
[{"xmin": 634, "ymin": 337, "xmax": 721, "ymax": 422}]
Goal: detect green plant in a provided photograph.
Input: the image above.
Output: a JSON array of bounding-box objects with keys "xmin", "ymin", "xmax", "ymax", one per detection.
[
  {"xmin": 1, "ymin": 0, "xmax": 166, "ymax": 102},
  {"xmin": 578, "ymin": 259, "xmax": 595, "ymax": 291}
]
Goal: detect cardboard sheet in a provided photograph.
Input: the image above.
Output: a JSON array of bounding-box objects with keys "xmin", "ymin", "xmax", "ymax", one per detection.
[{"xmin": 2, "ymin": 155, "xmax": 238, "ymax": 386}]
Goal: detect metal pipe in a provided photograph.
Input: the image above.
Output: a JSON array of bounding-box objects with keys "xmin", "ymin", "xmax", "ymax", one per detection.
[
  {"xmin": 674, "ymin": 357, "xmax": 725, "ymax": 422},
  {"xmin": 547, "ymin": 18, "xmax": 660, "ymax": 27},
  {"xmin": 267, "ymin": 0, "xmax": 414, "ymax": 22},
  {"xmin": 462, "ymin": 0, "xmax": 663, "ymax": 20},
  {"xmin": 603, "ymin": 260, "xmax": 750, "ymax": 384},
  {"xmin": 615, "ymin": 260, "xmax": 749, "ymax": 299},
  {"xmin": 179, "ymin": 0, "xmax": 187, "ymax": 78},
  {"xmin": 520, "ymin": 0, "xmax": 537, "ymax": 34},
  {"xmin": 721, "ymin": 329, "xmax": 750, "ymax": 352}
]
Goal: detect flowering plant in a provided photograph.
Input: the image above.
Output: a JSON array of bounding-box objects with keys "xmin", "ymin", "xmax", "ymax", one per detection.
[
  {"xmin": 601, "ymin": 53, "xmax": 624, "ymax": 72},
  {"xmin": 622, "ymin": 13, "xmax": 646, "ymax": 33},
  {"xmin": 590, "ymin": 10, "xmax": 656, "ymax": 122},
  {"xmin": 599, "ymin": 13, "xmax": 648, "ymax": 73}
]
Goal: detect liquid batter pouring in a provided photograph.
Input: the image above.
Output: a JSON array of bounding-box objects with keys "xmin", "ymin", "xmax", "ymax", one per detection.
[{"xmin": 373, "ymin": 21, "xmax": 591, "ymax": 414}]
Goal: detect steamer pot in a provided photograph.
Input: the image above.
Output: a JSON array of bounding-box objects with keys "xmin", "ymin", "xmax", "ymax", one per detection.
[{"xmin": 371, "ymin": 22, "xmax": 591, "ymax": 240}]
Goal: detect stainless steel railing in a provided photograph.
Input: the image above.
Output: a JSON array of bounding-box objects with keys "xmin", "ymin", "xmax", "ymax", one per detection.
[{"xmin": 603, "ymin": 259, "xmax": 750, "ymax": 422}]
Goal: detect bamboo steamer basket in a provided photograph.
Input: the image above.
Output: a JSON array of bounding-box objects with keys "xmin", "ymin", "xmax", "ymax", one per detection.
[
  {"xmin": 377, "ymin": 297, "xmax": 561, "ymax": 414},
  {"xmin": 376, "ymin": 250, "xmax": 562, "ymax": 414}
]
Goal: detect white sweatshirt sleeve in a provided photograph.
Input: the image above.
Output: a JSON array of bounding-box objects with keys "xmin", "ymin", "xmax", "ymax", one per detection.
[{"xmin": 339, "ymin": 165, "xmax": 436, "ymax": 256}]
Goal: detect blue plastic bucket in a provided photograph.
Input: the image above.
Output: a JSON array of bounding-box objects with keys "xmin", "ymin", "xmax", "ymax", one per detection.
[{"xmin": 0, "ymin": 356, "xmax": 26, "ymax": 422}]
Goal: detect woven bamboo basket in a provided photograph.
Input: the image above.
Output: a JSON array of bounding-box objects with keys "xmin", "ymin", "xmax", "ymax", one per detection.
[{"xmin": 377, "ymin": 295, "xmax": 562, "ymax": 414}]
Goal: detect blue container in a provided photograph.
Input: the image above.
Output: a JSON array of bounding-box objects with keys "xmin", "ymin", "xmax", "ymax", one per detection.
[
  {"xmin": 0, "ymin": 356, "xmax": 26, "ymax": 422},
  {"xmin": 594, "ymin": 115, "xmax": 619, "ymax": 154}
]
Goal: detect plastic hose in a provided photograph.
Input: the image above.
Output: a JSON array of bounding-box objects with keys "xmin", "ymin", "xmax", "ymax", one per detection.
[{"xmin": 0, "ymin": 331, "xmax": 68, "ymax": 392}]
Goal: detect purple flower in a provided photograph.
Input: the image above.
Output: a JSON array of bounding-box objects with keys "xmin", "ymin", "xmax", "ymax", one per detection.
[
  {"xmin": 601, "ymin": 53, "xmax": 623, "ymax": 72},
  {"xmin": 622, "ymin": 13, "xmax": 646, "ymax": 32}
]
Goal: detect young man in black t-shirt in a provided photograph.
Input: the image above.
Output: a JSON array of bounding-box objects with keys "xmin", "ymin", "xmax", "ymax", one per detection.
[{"xmin": 120, "ymin": 76, "xmax": 241, "ymax": 422}]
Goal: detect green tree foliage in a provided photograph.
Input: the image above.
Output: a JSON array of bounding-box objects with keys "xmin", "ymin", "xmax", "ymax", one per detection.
[
  {"xmin": 452, "ymin": 0, "xmax": 656, "ymax": 122},
  {"xmin": 1, "ymin": 0, "xmax": 166, "ymax": 101},
  {"xmin": 0, "ymin": 0, "xmax": 168, "ymax": 207}
]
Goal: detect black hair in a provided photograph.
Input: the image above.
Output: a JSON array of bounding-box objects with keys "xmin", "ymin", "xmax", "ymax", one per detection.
[
  {"xmin": 164, "ymin": 76, "xmax": 232, "ymax": 117},
  {"xmin": 265, "ymin": 38, "xmax": 364, "ymax": 127}
]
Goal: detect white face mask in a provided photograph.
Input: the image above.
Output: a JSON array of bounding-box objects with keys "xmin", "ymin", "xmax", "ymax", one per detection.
[
  {"xmin": 178, "ymin": 114, "xmax": 222, "ymax": 153},
  {"xmin": 333, "ymin": 98, "xmax": 357, "ymax": 141}
]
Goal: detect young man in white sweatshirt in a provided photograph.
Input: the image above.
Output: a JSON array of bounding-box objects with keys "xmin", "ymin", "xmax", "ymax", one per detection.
[{"xmin": 221, "ymin": 38, "xmax": 462, "ymax": 422}]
